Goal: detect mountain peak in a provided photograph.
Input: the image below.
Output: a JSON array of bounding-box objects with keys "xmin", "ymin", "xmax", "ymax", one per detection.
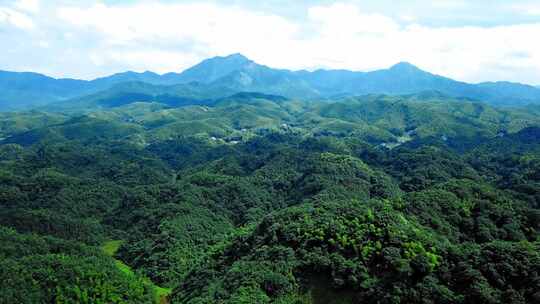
[
  {"xmin": 178, "ymin": 53, "xmax": 254, "ymax": 84},
  {"xmin": 223, "ymin": 53, "xmax": 250, "ymax": 61},
  {"xmin": 389, "ymin": 62, "xmax": 422, "ymax": 72},
  {"xmin": 207, "ymin": 53, "xmax": 252, "ymax": 65}
]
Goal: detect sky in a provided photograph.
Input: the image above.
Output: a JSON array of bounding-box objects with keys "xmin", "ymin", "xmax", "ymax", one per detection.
[{"xmin": 1, "ymin": 0, "xmax": 540, "ymax": 84}]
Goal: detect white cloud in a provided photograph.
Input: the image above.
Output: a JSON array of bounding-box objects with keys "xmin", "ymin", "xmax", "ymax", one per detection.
[
  {"xmin": 393, "ymin": 24, "xmax": 540, "ymax": 82},
  {"xmin": 101, "ymin": 50, "xmax": 203, "ymax": 74},
  {"xmin": 292, "ymin": 3, "xmax": 540, "ymax": 84},
  {"xmin": 15, "ymin": 0, "xmax": 40, "ymax": 13},
  {"xmin": 0, "ymin": 1, "xmax": 539, "ymax": 84},
  {"xmin": 55, "ymin": 2, "xmax": 301, "ymax": 74},
  {"xmin": 308, "ymin": 3, "xmax": 400, "ymax": 35},
  {"xmin": 37, "ymin": 40, "xmax": 49, "ymax": 48},
  {"xmin": 400, "ymin": 14, "xmax": 417, "ymax": 23},
  {"xmin": 0, "ymin": 7, "xmax": 34, "ymax": 29},
  {"xmin": 431, "ymin": 0, "xmax": 469, "ymax": 9},
  {"xmin": 510, "ymin": 3, "xmax": 540, "ymax": 16},
  {"xmin": 57, "ymin": 3, "xmax": 298, "ymax": 47}
]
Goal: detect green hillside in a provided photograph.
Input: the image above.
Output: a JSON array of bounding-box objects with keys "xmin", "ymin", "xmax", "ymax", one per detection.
[{"xmin": 0, "ymin": 94, "xmax": 539, "ymax": 303}]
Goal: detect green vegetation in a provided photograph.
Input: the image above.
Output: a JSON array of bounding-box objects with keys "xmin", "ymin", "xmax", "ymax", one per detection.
[
  {"xmin": 102, "ymin": 240, "xmax": 172, "ymax": 304},
  {"xmin": 102, "ymin": 240, "xmax": 124, "ymax": 257},
  {"xmin": 102, "ymin": 241, "xmax": 135, "ymax": 277},
  {"xmin": 0, "ymin": 94, "xmax": 539, "ymax": 303},
  {"xmin": 0, "ymin": 228, "xmax": 155, "ymax": 304}
]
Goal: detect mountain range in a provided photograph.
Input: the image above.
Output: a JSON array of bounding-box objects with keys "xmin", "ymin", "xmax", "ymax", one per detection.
[
  {"xmin": 1, "ymin": 53, "xmax": 540, "ymax": 111},
  {"xmin": 2, "ymin": 53, "xmax": 540, "ymax": 304}
]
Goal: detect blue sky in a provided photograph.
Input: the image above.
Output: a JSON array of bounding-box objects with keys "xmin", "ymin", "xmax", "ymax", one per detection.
[{"xmin": 1, "ymin": 0, "xmax": 539, "ymax": 84}]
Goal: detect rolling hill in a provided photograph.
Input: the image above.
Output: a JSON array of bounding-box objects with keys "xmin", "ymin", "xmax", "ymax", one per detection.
[{"xmin": 1, "ymin": 92, "xmax": 539, "ymax": 304}]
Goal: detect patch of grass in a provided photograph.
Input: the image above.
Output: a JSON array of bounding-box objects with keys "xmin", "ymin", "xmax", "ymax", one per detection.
[
  {"xmin": 114, "ymin": 259, "xmax": 135, "ymax": 276},
  {"xmin": 102, "ymin": 240, "xmax": 172, "ymax": 303},
  {"xmin": 101, "ymin": 240, "xmax": 123, "ymax": 256},
  {"xmin": 154, "ymin": 286, "xmax": 173, "ymax": 304}
]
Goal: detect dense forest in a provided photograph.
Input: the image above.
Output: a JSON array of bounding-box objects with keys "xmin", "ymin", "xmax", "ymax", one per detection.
[{"xmin": 0, "ymin": 93, "xmax": 539, "ymax": 303}]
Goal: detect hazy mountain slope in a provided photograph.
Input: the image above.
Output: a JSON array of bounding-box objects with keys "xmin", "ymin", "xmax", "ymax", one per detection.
[
  {"xmin": 2, "ymin": 54, "xmax": 540, "ymax": 111},
  {"xmin": 45, "ymin": 82, "xmax": 237, "ymax": 112},
  {"xmin": 0, "ymin": 71, "xmax": 91, "ymax": 110},
  {"xmin": 176, "ymin": 53, "xmax": 253, "ymax": 83},
  {"xmin": 475, "ymin": 81, "xmax": 540, "ymax": 106},
  {"xmin": 91, "ymin": 71, "xmax": 166, "ymax": 86},
  {"xmin": 345, "ymin": 63, "xmax": 481, "ymax": 96},
  {"xmin": 209, "ymin": 66, "xmax": 319, "ymax": 99}
]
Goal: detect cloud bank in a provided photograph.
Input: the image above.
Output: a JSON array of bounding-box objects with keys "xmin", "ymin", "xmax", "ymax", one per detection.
[{"xmin": 0, "ymin": 0, "xmax": 539, "ymax": 84}]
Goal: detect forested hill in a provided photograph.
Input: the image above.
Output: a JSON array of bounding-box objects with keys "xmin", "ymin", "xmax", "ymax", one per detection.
[
  {"xmin": 0, "ymin": 94, "xmax": 539, "ymax": 303},
  {"xmin": 2, "ymin": 53, "xmax": 540, "ymax": 111}
]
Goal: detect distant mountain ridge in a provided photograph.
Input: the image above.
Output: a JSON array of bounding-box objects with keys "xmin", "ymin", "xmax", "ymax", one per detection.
[{"xmin": 1, "ymin": 53, "xmax": 540, "ymax": 110}]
